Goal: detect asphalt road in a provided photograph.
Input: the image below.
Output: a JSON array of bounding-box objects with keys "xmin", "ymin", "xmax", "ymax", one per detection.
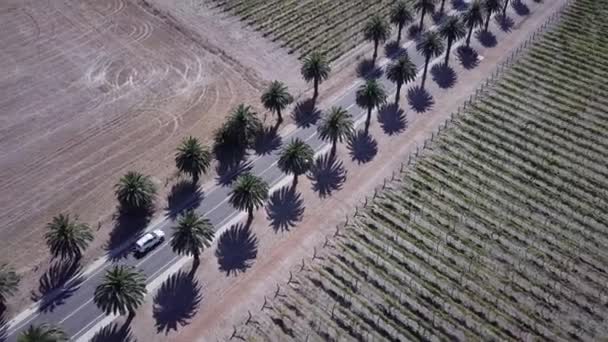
[{"xmin": 4, "ymin": 22, "xmax": 447, "ymax": 342}]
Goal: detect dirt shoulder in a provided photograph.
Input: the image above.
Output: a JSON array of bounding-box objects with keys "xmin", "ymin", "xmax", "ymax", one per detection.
[{"xmin": 122, "ymin": 1, "xmax": 568, "ymax": 341}]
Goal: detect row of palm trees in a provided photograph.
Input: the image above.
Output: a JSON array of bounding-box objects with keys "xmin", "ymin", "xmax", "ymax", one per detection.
[{"xmin": 8, "ymin": 0, "xmax": 519, "ymax": 338}]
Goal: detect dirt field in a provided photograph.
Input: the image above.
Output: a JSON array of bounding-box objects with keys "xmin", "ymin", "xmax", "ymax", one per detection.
[
  {"xmin": 110, "ymin": 1, "xmax": 568, "ymax": 341},
  {"xmin": 0, "ymin": 0, "xmax": 304, "ymax": 313}
]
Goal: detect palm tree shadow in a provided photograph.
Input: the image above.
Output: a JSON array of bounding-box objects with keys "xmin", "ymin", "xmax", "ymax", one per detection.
[
  {"xmin": 265, "ymin": 186, "xmax": 305, "ymax": 232},
  {"xmin": 307, "ymin": 153, "xmax": 347, "ymax": 198},
  {"xmin": 106, "ymin": 209, "xmax": 152, "ymax": 261},
  {"xmin": 408, "ymin": 25, "xmax": 422, "ymax": 39},
  {"xmin": 253, "ymin": 126, "xmax": 282, "ymax": 156},
  {"xmin": 31, "ymin": 260, "xmax": 84, "ymax": 313},
  {"xmin": 407, "ymin": 86, "xmax": 435, "ymax": 113},
  {"xmin": 451, "ymin": 0, "xmax": 469, "ymax": 11},
  {"xmin": 378, "ymin": 103, "xmax": 407, "ymax": 135},
  {"xmin": 215, "ymin": 223, "xmax": 258, "ymax": 276},
  {"xmin": 357, "ymin": 58, "xmax": 383, "ymax": 80},
  {"xmin": 292, "ymin": 99, "xmax": 321, "ymax": 128},
  {"xmin": 153, "ymin": 270, "xmax": 202, "ymax": 334},
  {"xmin": 0, "ymin": 312, "xmax": 7, "ymax": 342},
  {"xmin": 512, "ymin": 0, "xmax": 530, "ymax": 16},
  {"xmin": 165, "ymin": 180, "xmax": 203, "ymax": 220},
  {"xmin": 347, "ymin": 130, "xmax": 378, "ymax": 164},
  {"xmin": 432, "ymin": 11, "xmax": 446, "ymax": 24},
  {"xmin": 496, "ymin": 15, "xmax": 515, "ymax": 32},
  {"xmin": 431, "ymin": 64, "xmax": 457, "ymax": 89},
  {"xmin": 90, "ymin": 322, "xmax": 135, "ymax": 342},
  {"xmin": 384, "ymin": 41, "xmax": 407, "ymax": 59},
  {"xmin": 457, "ymin": 46, "xmax": 480, "ymax": 69},
  {"xmin": 477, "ymin": 30, "xmax": 497, "ymax": 48}
]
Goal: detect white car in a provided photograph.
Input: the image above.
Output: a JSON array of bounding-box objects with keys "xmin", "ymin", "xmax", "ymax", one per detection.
[{"xmin": 134, "ymin": 229, "xmax": 165, "ymax": 256}]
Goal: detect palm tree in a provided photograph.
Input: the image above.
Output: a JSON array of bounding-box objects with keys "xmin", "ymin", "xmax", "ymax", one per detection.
[
  {"xmin": 390, "ymin": 1, "xmax": 413, "ymax": 43},
  {"xmin": 94, "ymin": 265, "xmax": 146, "ymax": 325},
  {"xmin": 278, "ymin": 138, "xmax": 314, "ymax": 189},
  {"xmin": 483, "ymin": 0, "xmax": 503, "ymax": 32},
  {"xmin": 416, "ymin": 31, "xmax": 445, "ymax": 89},
  {"xmin": 439, "ymin": 15, "xmax": 467, "ymax": 66},
  {"xmin": 364, "ymin": 15, "xmax": 391, "ymax": 63},
  {"xmin": 175, "ymin": 136, "xmax": 211, "ymax": 184},
  {"xmin": 229, "ymin": 173, "xmax": 269, "ymax": 223},
  {"xmin": 261, "ymin": 81, "xmax": 293, "ymax": 124},
  {"xmin": 386, "ymin": 55, "xmax": 417, "ymax": 104},
  {"xmin": 171, "ymin": 210, "xmax": 214, "ymax": 270},
  {"xmin": 356, "ymin": 79, "xmax": 387, "ymax": 133},
  {"xmin": 0, "ymin": 263, "xmax": 20, "ymax": 307},
  {"xmin": 215, "ymin": 104, "xmax": 262, "ymax": 149},
  {"xmin": 114, "ymin": 171, "xmax": 157, "ymax": 213},
  {"xmin": 45, "ymin": 214, "xmax": 93, "ymax": 260},
  {"xmin": 463, "ymin": 0, "xmax": 485, "ymax": 47},
  {"xmin": 317, "ymin": 107, "xmax": 354, "ymax": 156},
  {"xmin": 414, "ymin": 0, "xmax": 437, "ymax": 31},
  {"xmin": 18, "ymin": 324, "xmax": 67, "ymax": 342},
  {"xmin": 301, "ymin": 51, "xmax": 331, "ymax": 101}
]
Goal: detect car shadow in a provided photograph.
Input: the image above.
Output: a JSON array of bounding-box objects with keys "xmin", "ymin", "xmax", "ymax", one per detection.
[
  {"xmin": 431, "ymin": 64, "xmax": 457, "ymax": 89},
  {"xmin": 407, "ymin": 86, "xmax": 435, "ymax": 113},
  {"xmin": 307, "ymin": 153, "xmax": 347, "ymax": 198},
  {"xmin": 457, "ymin": 46, "xmax": 480, "ymax": 69},
  {"xmin": 377, "ymin": 103, "xmax": 407, "ymax": 135},
  {"xmin": 356, "ymin": 58, "xmax": 383, "ymax": 80},
  {"xmin": 347, "ymin": 129, "xmax": 378, "ymax": 164},
  {"xmin": 153, "ymin": 270, "xmax": 202, "ymax": 334},
  {"xmin": 292, "ymin": 98, "xmax": 321, "ymax": 128},
  {"xmin": 31, "ymin": 259, "xmax": 84, "ymax": 313},
  {"xmin": 477, "ymin": 30, "xmax": 497, "ymax": 48},
  {"xmin": 165, "ymin": 180, "xmax": 203, "ymax": 220},
  {"xmin": 215, "ymin": 223, "xmax": 258, "ymax": 276},
  {"xmin": 384, "ymin": 41, "xmax": 407, "ymax": 59},
  {"xmin": 253, "ymin": 126, "xmax": 282, "ymax": 156},
  {"xmin": 265, "ymin": 186, "xmax": 305, "ymax": 232},
  {"xmin": 106, "ymin": 209, "xmax": 152, "ymax": 261},
  {"xmin": 512, "ymin": 0, "xmax": 530, "ymax": 16},
  {"xmin": 90, "ymin": 322, "xmax": 135, "ymax": 342}
]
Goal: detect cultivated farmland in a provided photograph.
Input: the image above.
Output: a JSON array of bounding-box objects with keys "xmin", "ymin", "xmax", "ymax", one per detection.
[
  {"xmin": 236, "ymin": 0, "xmax": 608, "ymax": 340},
  {"xmin": 207, "ymin": 0, "xmax": 396, "ymax": 61}
]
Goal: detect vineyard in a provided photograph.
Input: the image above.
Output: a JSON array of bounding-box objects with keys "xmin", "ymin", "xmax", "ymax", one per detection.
[
  {"xmin": 235, "ymin": 0, "xmax": 608, "ymax": 340},
  {"xmin": 207, "ymin": 0, "xmax": 396, "ymax": 61}
]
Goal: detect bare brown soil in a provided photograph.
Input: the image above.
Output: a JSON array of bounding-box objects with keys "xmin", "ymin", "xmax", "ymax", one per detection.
[
  {"xmin": 120, "ymin": 1, "xmax": 568, "ymax": 341},
  {"xmin": 0, "ymin": 0, "xmax": 304, "ymax": 314}
]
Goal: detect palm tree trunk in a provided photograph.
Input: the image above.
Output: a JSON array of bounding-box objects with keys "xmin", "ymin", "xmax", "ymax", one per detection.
[
  {"xmin": 190, "ymin": 253, "xmax": 200, "ymax": 276},
  {"xmin": 466, "ymin": 24, "xmax": 474, "ymax": 47},
  {"xmin": 503, "ymin": 0, "xmax": 510, "ymax": 18},
  {"xmin": 397, "ymin": 22, "xmax": 403, "ymax": 43},
  {"xmin": 373, "ymin": 40, "xmax": 379, "ymax": 63},
  {"xmin": 484, "ymin": 12, "xmax": 491, "ymax": 32},
  {"xmin": 421, "ymin": 56, "xmax": 431, "ymax": 90},
  {"xmin": 331, "ymin": 137, "xmax": 337, "ymax": 157},
  {"xmin": 444, "ymin": 38, "xmax": 453, "ymax": 66},
  {"xmin": 123, "ymin": 310, "xmax": 135, "ymax": 332},
  {"xmin": 247, "ymin": 207, "xmax": 254, "ymax": 227},
  {"xmin": 277, "ymin": 108, "xmax": 283, "ymax": 123},
  {"xmin": 292, "ymin": 174, "xmax": 299, "ymax": 191},
  {"xmin": 440, "ymin": 0, "xmax": 446, "ymax": 13},
  {"xmin": 365, "ymin": 107, "xmax": 372, "ymax": 134},
  {"xmin": 419, "ymin": 9, "xmax": 426, "ymax": 31},
  {"xmin": 313, "ymin": 78, "xmax": 319, "ymax": 101},
  {"xmin": 395, "ymin": 83, "xmax": 402, "ymax": 104},
  {"xmin": 192, "ymin": 172, "xmax": 199, "ymax": 185}
]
